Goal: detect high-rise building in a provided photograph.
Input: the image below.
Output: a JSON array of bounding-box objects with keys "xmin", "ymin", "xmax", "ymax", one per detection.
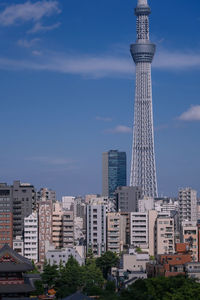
[
  {"xmin": 155, "ymin": 216, "xmax": 175, "ymax": 255},
  {"xmin": 37, "ymin": 188, "xmax": 56, "ymax": 203},
  {"xmin": 62, "ymin": 211, "xmax": 74, "ymax": 247},
  {"xmin": 178, "ymin": 188, "xmax": 197, "ymax": 224},
  {"xmin": 115, "ymin": 186, "xmax": 141, "ymax": 212},
  {"xmin": 0, "ymin": 183, "xmax": 13, "ymax": 248},
  {"xmin": 130, "ymin": 212, "xmax": 149, "ymax": 250},
  {"xmin": 86, "ymin": 202, "xmax": 107, "ymax": 257},
  {"xmin": 52, "ymin": 202, "xmax": 63, "ymax": 249},
  {"xmin": 12, "ymin": 181, "xmax": 36, "ymax": 238},
  {"xmin": 38, "ymin": 199, "xmax": 53, "ymax": 263},
  {"xmin": 130, "ymin": 0, "xmax": 158, "ymax": 198},
  {"xmin": 102, "ymin": 150, "xmax": 126, "ymax": 198},
  {"xmin": 24, "ymin": 212, "xmax": 38, "ymax": 263}
]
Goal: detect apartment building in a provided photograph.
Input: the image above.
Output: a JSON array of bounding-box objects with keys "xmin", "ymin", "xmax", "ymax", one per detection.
[
  {"xmin": 182, "ymin": 221, "xmax": 198, "ymax": 261},
  {"xmin": 155, "ymin": 216, "xmax": 175, "ymax": 255},
  {"xmin": 52, "ymin": 202, "xmax": 63, "ymax": 249},
  {"xmin": 130, "ymin": 212, "xmax": 149, "ymax": 250},
  {"xmin": 86, "ymin": 202, "xmax": 107, "ymax": 257},
  {"xmin": 24, "ymin": 212, "xmax": 38, "ymax": 263},
  {"xmin": 107, "ymin": 212, "xmax": 126, "ymax": 254},
  {"xmin": 178, "ymin": 188, "xmax": 197, "ymax": 224},
  {"xmin": 38, "ymin": 199, "xmax": 53, "ymax": 263},
  {"xmin": 63, "ymin": 211, "xmax": 74, "ymax": 247}
]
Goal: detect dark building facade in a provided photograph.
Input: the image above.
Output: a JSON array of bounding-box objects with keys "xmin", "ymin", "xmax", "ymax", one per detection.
[
  {"xmin": 115, "ymin": 186, "xmax": 142, "ymax": 213},
  {"xmin": 12, "ymin": 181, "xmax": 36, "ymax": 238},
  {"xmin": 102, "ymin": 150, "xmax": 126, "ymax": 198}
]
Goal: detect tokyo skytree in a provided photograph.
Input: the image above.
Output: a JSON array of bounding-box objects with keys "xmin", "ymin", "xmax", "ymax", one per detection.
[{"xmin": 130, "ymin": 0, "xmax": 158, "ymax": 198}]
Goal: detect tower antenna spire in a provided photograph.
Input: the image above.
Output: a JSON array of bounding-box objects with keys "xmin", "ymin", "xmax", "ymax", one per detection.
[{"xmin": 130, "ymin": 0, "xmax": 158, "ymax": 197}]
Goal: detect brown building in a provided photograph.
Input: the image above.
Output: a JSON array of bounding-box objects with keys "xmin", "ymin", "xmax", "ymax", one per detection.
[
  {"xmin": 38, "ymin": 199, "xmax": 53, "ymax": 263},
  {"xmin": 0, "ymin": 184, "xmax": 13, "ymax": 249},
  {"xmin": 63, "ymin": 211, "xmax": 74, "ymax": 247},
  {"xmin": 147, "ymin": 243, "xmax": 192, "ymax": 277}
]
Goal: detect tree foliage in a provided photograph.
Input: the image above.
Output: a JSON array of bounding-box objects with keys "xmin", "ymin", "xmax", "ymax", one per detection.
[{"xmin": 96, "ymin": 251, "xmax": 119, "ymax": 279}]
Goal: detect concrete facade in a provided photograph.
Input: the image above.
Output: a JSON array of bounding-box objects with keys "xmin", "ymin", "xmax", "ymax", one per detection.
[
  {"xmin": 116, "ymin": 186, "xmax": 141, "ymax": 212},
  {"xmin": 38, "ymin": 199, "xmax": 53, "ymax": 263},
  {"xmin": 52, "ymin": 202, "xmax": 63, "ymax": 249},
  {"xmin": 87, "ymin": 203, "xmax": 107, "ymax": 256},
  {"xmin": 46, "ymin": 247, "xmax": 84, "ymax": 266},
  {"xmin": 155, "ymin": 216, "xmax": 174, "ymax": 255},
  {"xmin": 107, "ymin": 212, "xmax": 126, "ymax": 254},
  {"xmin": 130, "ymin": 212, "xmax": 149, "ymax": 250},
  {"xmin": 62, "ymin": 211, "xmax": 74, "ymax": 247},
  {"xmin": 178, "ymin": 188, "xmax": 197, "ymax": 224},
  {"xmin": 182, "ymin": 221, "xmax": 198, "ymax": 261}
]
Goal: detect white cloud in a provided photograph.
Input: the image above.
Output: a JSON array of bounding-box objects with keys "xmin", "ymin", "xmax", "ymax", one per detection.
[
  {"xmin": 106, "ymin": 125, "xmax": 132, "ymax": 134},
  {"xmin": 28, "ymin": 21, "xmax": 60, "ymax": 33},
  {"xmin": 154, "ymin": 50, "xmax": 200, "ymax": 69},
  {"xmin": 0, "ymin": 1, "xmax": 61, "ymax": 26},
  {"xmin": 17, "ymin": 38, "xmax": 40, "ymax": 48},
  {"xmin": 178, "ymin": 105, "xmax": 200, "ymax": 121},
  {"xmin": 0, "ymin": 49, "xmax": 200, "ymax": 78},
  {"xmin": 96, "ymin": 116, "xmax": 112, "ymax": 122}
]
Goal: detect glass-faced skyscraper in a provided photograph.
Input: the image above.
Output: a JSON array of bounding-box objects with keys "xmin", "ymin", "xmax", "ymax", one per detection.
[
  {"xmin": 102, "ymin": 150, "xmax": 126, "ymax": 198},
  {"xmin": 130, "ymin": 0, "xmax": 158, "ymax": 198}
]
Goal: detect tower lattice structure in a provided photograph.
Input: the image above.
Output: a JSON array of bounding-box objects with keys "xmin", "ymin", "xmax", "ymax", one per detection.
[{"xmin": 130, "ymin": 0, "xmax": 158, "ymax": 198}]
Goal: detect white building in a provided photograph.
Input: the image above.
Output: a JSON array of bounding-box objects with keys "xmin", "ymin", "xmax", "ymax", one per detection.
[
  {"xmin": 46, "ymin": 247, "xmax": 84, "ymax": 266},
  {"xmin": 24, "ymin": 212, "xmax": 38, "ymax": 263},
  {"xmin": 138, "ymin": 197, "xmax": 154, "ymax": 212},
  {"xmin": 178, "ymin": 188, "xmax": 197, "ymax": 224},
  {"xmin": 86, "ymin": 202, "xmax": 107, "ymax": 257},
  {"xmin": 130, "ymin": 212, "xmax": 149, "ymax": 250},
  {"xmin": 62, "ymin": 196, "xmax": 75, "ymax": 211}
]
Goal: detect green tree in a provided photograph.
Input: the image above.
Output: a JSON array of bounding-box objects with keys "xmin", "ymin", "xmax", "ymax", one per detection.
[
  {"xmin": 41, "ymin": 261, "xmax": 59, "ymax": 289},
  {"xmin": 55, "ymin": 256, "xmax": 83, "ymax": 298},
  {"xmin": 82, "ymin": 261, "xmax": 104, "ymax": 296},
  {"xmin": 96, "ymin": 251, "xmax": 119, "ymax": 279}
]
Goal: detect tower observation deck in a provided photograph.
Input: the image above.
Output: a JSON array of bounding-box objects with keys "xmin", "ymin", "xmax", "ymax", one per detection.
[{"xmin": 130, "ymin": 0, "xmax": 158, "ymax": 198}]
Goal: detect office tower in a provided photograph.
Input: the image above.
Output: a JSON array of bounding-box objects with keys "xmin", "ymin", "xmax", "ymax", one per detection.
[
  {"xmin": 62, "ymin": 211, "xmax": 74, "ymax": 247},
  {"xmin": 86, "ymin": 202, "xmax": 107, "ymax": 257},
  {"xmin": 38, "ymin": 199, "xmax": 53, "ymax": 263},
  {"xmin": 12, "ymin": 181, "xmax": 36, "ymax": 238},
  {"xmin": 155, "ymin": 216, "xmax": 175, "ymax": 255},
  {"xmin": 52, "ymin": 202, "xmax": 63, "ymax": 249},
  {"xmin": 62, "ymin": 196, "xmax": 75, "ymax": 211},
  {"xmin": 0, "ymin": 183, "xmax": 13, "ymax": 248},
  {"xmin": 178, "ymin": 188, "xmax": 197, "ymax": 224},
  {"xmin": 115, "ymin": 186, "xmax": 141, "ymax": 212},
  {"xmin": 130, "ymin": 212, "xmax": 149, "ymax": 250},
  {"xmin": 130, "ymin": 0, "xmax": 158, "ymax": 198},
  {"xmin": 182, "ymin": 221, "xmax": 198, "ymax": 262},
  {"xmin": 102, "ymin": 150, "xmax": 126, "ymax": 198},
  {"xmin": 24, "ymin": 212, "xmax": 38, "ymax": 263},
  {"xmin": 107, "ymin": 212, "xmax": 126, "ymax": 254}
]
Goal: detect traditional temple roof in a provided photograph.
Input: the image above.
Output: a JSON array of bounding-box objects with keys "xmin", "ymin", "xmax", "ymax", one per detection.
[
  {"xmin": 0, "ymin": 244, "xmax": 33, "ymax": 272},
  {"xmin": 0, "ymin": 283, "xmax": 35, "ymax": 293}
]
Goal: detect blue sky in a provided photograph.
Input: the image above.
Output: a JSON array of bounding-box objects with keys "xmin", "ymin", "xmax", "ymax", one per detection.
[{"xmin": 0, "ymin": 0, "xmax": 200, "ymax": 199}]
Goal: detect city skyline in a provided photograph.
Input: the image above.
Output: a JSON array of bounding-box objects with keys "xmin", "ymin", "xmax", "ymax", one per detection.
[{"xmin": 0, "ymin": 0, "xmax": 200, "ymax": 199}]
